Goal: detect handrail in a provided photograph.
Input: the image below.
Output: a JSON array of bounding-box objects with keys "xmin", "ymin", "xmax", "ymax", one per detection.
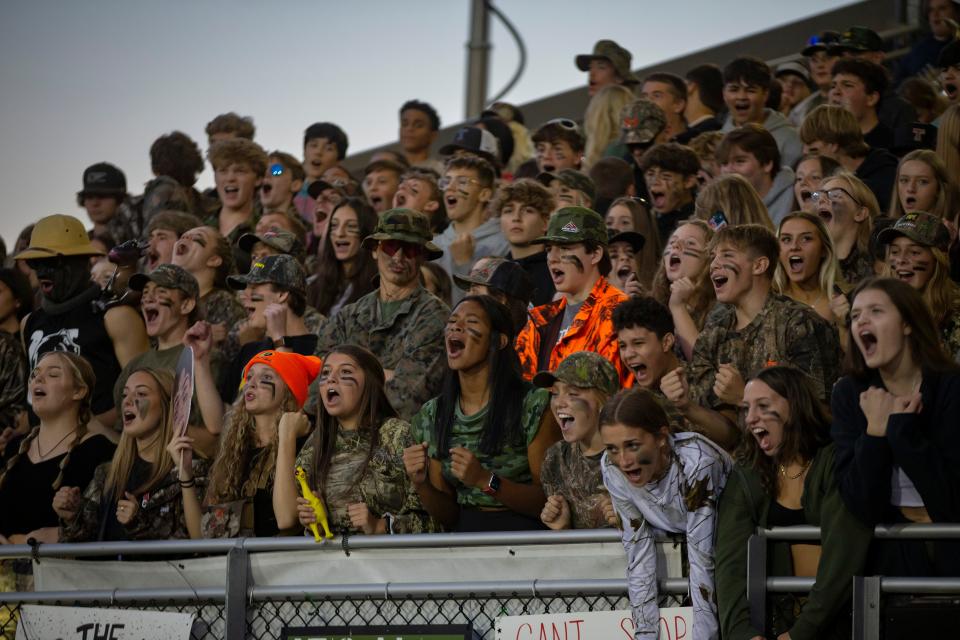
[
  {"xmin": 758, "ymin": 523, "xmax": 960, "ymax": 541},
  {"xmin": 0, "ymin": 528, "xmax": 624, "ymax": 560}
]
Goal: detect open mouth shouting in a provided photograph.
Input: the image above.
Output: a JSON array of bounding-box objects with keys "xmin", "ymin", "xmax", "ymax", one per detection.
[
  {"xmin": 333, "ymin": 239, "xmax": 354, "ymax": 257},
  {"xmin": 711, "ymin": 271, "xmax": 729, "ymax": 293},
  {"xmin": 732, "ymin": 100, "xmax": 751, "ymax": 120},
  {"xmin": 856, "ymin": 328, "xmax": 878, "ymax": 360},
  {"xmin": 903, "ymin": 195, "xmax": 917, "ymax": 210},
  {"xmin": 944, "ymin": 82, "xmax": 958, "ymax": 102},
  {"xmin": 121, "ymin": 407, "xmax": 138, "ymax": 428},
  {"xmin": 261, "ymin": 183, "xmax": 273, "ymax": 197},
  {"xmin": 649, "ymin": 188, "xmax": 667, "ymax": 211},
  {"xmin": 142, "ymin": 304, "xmax": 161, "ymax": 330},
  {"xmin": 816, "ymin": 205, "xmax": 833, "ymax": 225},
  {"xmin": 616, "ymin": 264, "xmax": 633, "ymax": 281},
  {"xmin": 38, "ymin": 279, "xmax": 55, "ymax": 296},
  {"xmin": 750, "ymin": 425, "xmax": 773, "ymax": 453},
  {"xmin": 799, "ymin": 189, "xmax": 812, "ymax": 203},
  {"xmin": 557, "ymin": 411, "xmax": 575, "ymax": 434},
  {"xmin": 446, "ymin": 335, "xmax": 466, "ymax": 360},
  {"xmin": 324, "ymin": 386, "xmax": 341, "ymax": 407},
  {"xmin": 629, "ymin": 360, "xmax": 649, "ymax": 385},
  {"xmin": 787, "ymin": 254, "xmax": 805, "ymax": 275}
]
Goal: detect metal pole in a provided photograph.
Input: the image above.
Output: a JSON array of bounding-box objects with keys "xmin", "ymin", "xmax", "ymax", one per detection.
[
  {"xmin": 464, "ymin": 0, "xmax": 491, "ymax": 119},
  {"xmin": 746, "ymin": 533, "xmax": 767, "ymax": 631},
  {"xmin": 852, "ymin": 575, "xmax": 881, "ymax": 640},
  {"xmin": 224, "ymin": 546, "xmax": 248, "ymax": 640}
]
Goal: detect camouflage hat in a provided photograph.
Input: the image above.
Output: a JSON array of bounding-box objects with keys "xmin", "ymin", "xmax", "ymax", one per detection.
[
  {"xmin": 238, "ymin": 230, "xmax": 305, "ymax": 262},
  {"xmin": 533, "ymin": 206, "xmax": 608, "ymax": 246},
  {"xmin": 877, "ymin": 211, "xmax": 951, "ymax": 252},
  {"xmin": 226, "ymin": 254, "xmax": 306, "ymax": 296},
  {"xmin": 832, "ymin": 26, "xmax": 883, "ymax": 54},
  {"xmin": 128, "ymin": 263, "xmax": 199, "ymax": 301},
  {"xmin": 536, "ymin": 169, "xmax": 597, "ymax": 203},
  {"xmin": 619, "ymin": 99, "xmax": 666, "ymax": 145},
  {"xmin": 574, "ymin": 40, "xmax": 639, "ymax": 85},
  {"xmin": 360, "ymin": 208, "xmax": 443, "ymax": 259},
  {"xmin": 533, "ymin": 351, "xmax": 620, "ymax": 396},
  {"xmin": 452, "ymin": 257, "xmax": 535, "ymax": 304}
]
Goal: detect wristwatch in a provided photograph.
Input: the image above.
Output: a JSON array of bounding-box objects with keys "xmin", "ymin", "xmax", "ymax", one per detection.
[
  {"xmin": 271, "ymin": 336, "xmax": 287, "ymax": 348},
  {"xmin": 481, "ymin": 472, "xmax": 501, "ymax": 496}
]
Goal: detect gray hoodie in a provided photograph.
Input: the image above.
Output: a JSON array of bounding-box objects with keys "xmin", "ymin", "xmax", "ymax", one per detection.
[
  {"xmin": 723, "ymin": 108, "xmax": 803, "ymax": 169},
  {"xmin": 432, "ymin": 216, "xmax": 511, "ymax": 304},
  {"xmin": 763, "ymin": 166, "xmax": 796, "ymax": 227}
]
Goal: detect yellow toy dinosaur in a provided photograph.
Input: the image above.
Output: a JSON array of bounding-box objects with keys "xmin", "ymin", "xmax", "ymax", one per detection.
[{"xmin": 296, "ymin": 466, "xmax": 333, "ymax": 541}]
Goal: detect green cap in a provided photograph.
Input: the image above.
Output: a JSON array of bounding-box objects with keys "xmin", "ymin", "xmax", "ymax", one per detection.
[
  {"xmin": 537, "ymin": 169, "xmax": 596, "ymax": 203},
  {"xmin": 877, "ymin": 211, "xmax": 950, "ymax": 252},
  {"xmin": 620, "ymin": 99, "xmax": 666, "ymax": 145},
  {"xmin": 575, "ymin": 40, "xmax": 639, "ymax": 85},
  {"xmin": 832, "ymin": 26, "xmax": 883, "ymax": 53},
  {"xmin": 361, "ymin": 208, "xmax": 443, "ymax": 259},
  {"xmin": 226, "ymin": 254, "xmax": 306, "ymax": 296},
  {"xmin": 533, "ymin": 206, "xmax": 608, "ymax": 246},
  {"xmin": 533, "ymin": 351, "xmax": 620, "ymax": 396},
  {"xmin": 128, "ymin": 263, "xmax": 199, "ymax": 301},
  {"xmin": 237, "ymin": 230, "xmax": 306, "ymax": 264}
]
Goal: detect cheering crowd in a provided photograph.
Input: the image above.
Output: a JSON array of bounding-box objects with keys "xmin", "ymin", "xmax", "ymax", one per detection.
[{"xmin": 3, "ymin": 7, "xmax": 960, "ymax": 638}]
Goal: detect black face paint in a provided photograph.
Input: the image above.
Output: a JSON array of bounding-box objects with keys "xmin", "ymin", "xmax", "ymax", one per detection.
[
  {"xmin": 560, "ymin": 255, "xmax": 585, "ymax": 273},
  {"xmin": 29, "ymin": 256, "xmax": 92, "ymax": 303},
  {"xmin": 681, "ymin": 249, "xmax": 703, "ymax": 259},
  {"xmin": 637, "ymin": 457, "xmax": 655, "ymax": 466},
  {"xmin": 260, "ymin": 380, "xmax": 276, "ymax": 398},
  {"xmin": 135, "ymin": 398, "xmax": 150, "ymax": 420},
  {"xmin": 465, "ymin": 327, "xmax": 483, "ymax": 340},
  {"xmin": 719, "ymin": 261, "xmax": 741, "ymax": 276}
]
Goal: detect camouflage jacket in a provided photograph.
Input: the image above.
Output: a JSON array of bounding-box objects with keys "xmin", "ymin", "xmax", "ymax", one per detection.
[
  {"xmin": 942, "ymin": 297, "xmax": 960, "ymax": 363},
  {"xmin": 314, "ymin": 286, "xmax": 449, "ymax": 420},
  {"xmin": 651, "ymin": 388, "xmax": 694, "ymax": 434},
  {"xmin": 838, "ymin": 244, "xmax": 875, "ymax": 289},
  {"xmin": 540, "ymin": 441, "xmax": 610, "ymax": 529},
  {"xmin": 296, "ymin": 418, "xmax": 440, "ymax": 534},
  {"xmin": 0, "ymin": 330, "xmax": 28, "ymax": 430},
  {"xmin": 689, "ymin": 292, "xmax": 841, "ymax": 408},
  {"xmin": 201, "ymin": 287, "xmax": 246, "ymax": 373},
  {"xmin": 410, "ymin": 383, "xmax": 551, "ymax": 509},
  {"xmin": 61, "ymin": 458, "xmax": 208, "ymax": 542}
]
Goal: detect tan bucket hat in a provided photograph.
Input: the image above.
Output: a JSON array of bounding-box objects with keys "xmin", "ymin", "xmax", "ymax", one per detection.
[{"xmin": 14, "ymin": 214, "xmax": 105, "ymax": 260}]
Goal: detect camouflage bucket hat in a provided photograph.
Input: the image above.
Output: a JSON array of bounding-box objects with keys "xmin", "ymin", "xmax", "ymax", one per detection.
[
  {"xmin": 876, "ymin": 211, "xmax": 951, "ymax": 252},
  {"xmin": 361, "ymin": 208, "xmax": 443, "ymax": 259},
  {"xmin": 238, "ymin": 230, "xmax": 305, "ymax": 261},
  {"xmin": 226, "ymin": 253, "xmax": 306, "ymax": 296},
  {"xmin": 533, "ymin": 206, "xmax": 608, "ymax": 246},
  {"xmin": 128, "ymin": 263, "xmax": 199, "ymax": 301},
  {"xmin": 620, "ymin": 99, "xmax": 666, "ymax": 145},
  {"xmin": 537, "ymin": 169, "xmax": 597, "ymax": 203},
  {"xmin": 533, "ymin": 351, "xmax": 620, "ymax": 396},
  {"xmin": 574, "ymin": 40, "xmax": 639, "ymax": 85}
]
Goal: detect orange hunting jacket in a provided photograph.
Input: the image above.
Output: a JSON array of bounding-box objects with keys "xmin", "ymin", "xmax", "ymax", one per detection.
[{"xmin": 515, "ymin": 276, "xmax": 630, "ymax": 385}]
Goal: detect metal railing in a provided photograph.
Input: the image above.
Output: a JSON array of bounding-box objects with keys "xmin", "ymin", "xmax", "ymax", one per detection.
[
  {"xmin": 0, "ymin": 530, "xmax": 688, "ymax": 640},
  {"xmin": 747, "ymin": 524, "xmax": 960, "ymax": 639}
]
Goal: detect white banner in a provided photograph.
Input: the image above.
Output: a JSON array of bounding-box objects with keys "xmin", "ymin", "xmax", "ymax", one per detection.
[
  {"xmin": 496, "ymin": 607, "xmax": 693, "ymax": 640},
  {"xmin": 15, "ymin": 604, "xmax": 193, "ymax": 640}
]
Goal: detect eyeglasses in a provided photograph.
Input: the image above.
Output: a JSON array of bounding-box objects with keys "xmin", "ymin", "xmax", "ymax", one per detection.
[
  {"xmin": 379, "ymin": 239, "xmax": 423, "ymax": 259},
  {"xmin": 810, "ymin": 187, "xmax": 859, "ymax": 205},
  {"xmin": 269, "ymin": 163, "xmax": 284, "ymax": 176},
  {"xmin": 439, "ymin": 176, "xmax": 481, "ymax": 191}
]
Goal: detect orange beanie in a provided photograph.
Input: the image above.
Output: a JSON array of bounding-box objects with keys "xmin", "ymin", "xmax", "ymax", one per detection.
[{"xmin": 242, "ymin": 350, "xmax": 322, "ymax": 408}]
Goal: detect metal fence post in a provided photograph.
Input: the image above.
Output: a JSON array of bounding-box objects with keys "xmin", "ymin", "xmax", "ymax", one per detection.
[
  {"xmin": 852, "ymin": 575, "xmax": 881, "ymax": 640},
  {"xmin": 224, "ymin": 544, "xmax": 249, "ymax": 640},
  {"xmin": 746, "ymin": 533, "xmax": 767, "ymax": 632}
]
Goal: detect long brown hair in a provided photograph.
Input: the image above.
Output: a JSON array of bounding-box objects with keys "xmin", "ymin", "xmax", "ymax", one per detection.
[
  {"xmin": 104, "ymin": 368, "xmax": 175, "ymax": 499},
  {"xmin": 608, "ymin": 196, "xmax": 663, "ymax": 290},
  {"xmin": 309, "ymin": 345, "xmax": 397, "ymax": 501},
  {"xmin": 307, "ymin": 198, "xmax": 379, "ymax": 315},
  {"xmin": 0, "ymin": 351, "xmax": 95, "ymax": 492},
  {"xmin": 736, "ymin": 366, "xmax": 831, "ymax": 494},
  {"xmin": 206, "ymin": 372, "xmax": 298, "ymax": 504},
  {"xmin": 881, "ymin": 243, "xmax": 960, "ymax": 329},
  {"xmin": 845, "ymin": 277, "xmax": 959, "ymax": 380},
  {"xmin": 650, "ymin": 220, "xmax": 716, "ymax": 329}
]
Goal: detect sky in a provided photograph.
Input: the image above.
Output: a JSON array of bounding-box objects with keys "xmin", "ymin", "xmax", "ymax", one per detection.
[{"xmin": 0, "ymin": 0, "xmax": 856, "ymax": 248}]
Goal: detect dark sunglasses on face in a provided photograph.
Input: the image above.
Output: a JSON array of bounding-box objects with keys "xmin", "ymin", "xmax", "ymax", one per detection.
[
  {"xmin": 379, "ymin": 239, "xmax": 423, "ymax": 259},
  {"xmin": 269, "ymin": 163, "xmax": 284, "ymax": 176}
]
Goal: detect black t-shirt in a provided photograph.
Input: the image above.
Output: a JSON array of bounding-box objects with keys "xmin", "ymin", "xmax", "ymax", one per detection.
[
  {"xmin": 855, "ymin": 148, "xmax": 898, "ymax": 212},
  {"xmin": 656, "ymin": 201, "xmax": 696, "ymax": 247},
  {"xmin": 0, "ymin": 433, "xmax": 116, "ymax": 537},
  {"xmin": 103, "ymin": 455, "xmax": 153, "ymax": 541},
  {"xmin": 863, "ymin": 122, "xmax": 895, "ymax": 154},
  {"xmin": 511, "ymin": 250, "xmax": 555, "ymax": 307}
]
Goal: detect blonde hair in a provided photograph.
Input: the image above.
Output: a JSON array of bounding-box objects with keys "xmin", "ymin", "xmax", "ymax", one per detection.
[
  {"xmin": 820, "ymin": 172, "xmax": 879, "ymax": 257},
  {"xmin": 0, "ymin": 352, "xmax": 94, "ymax": 493},
  {"xmin": 695, "ymin": 173, "xmax": 774, "ymax": 230},
  {"xmin": 889, "ymin": 149, "xmax": 960, "ymax": 223},
  {"xmin": 583, "ymin": 84, "xmax": 636, "ymax": 169},
  {"xmin": 936, "ymin": 105, "xmax": 960, "ymax": 184},
  {"xmin": 650, "ymin": 219, "xmax": 717, "ymax": 330},
  {"xmin": 773, "ymin": 211, "xmax": 841, "ymax": 297},
  {"xmin": 205, "ymin": 382, "xmax": 297, "ymax": 505},
  {"xmin": 104, "ymin": 368, "xmax": 176, "ymax": 499}
]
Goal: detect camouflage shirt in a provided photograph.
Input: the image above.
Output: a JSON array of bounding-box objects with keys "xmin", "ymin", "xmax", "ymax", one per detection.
[
  {"xmin": 540, "ymin": 441, "xmax": 610, "ymax": 529},
  {"xmin": 61, "ymin": 457, "xmax": 208, "ymax": 542},
  {"xmin": 200, "ymin": 287, "xmax": 246, "ymax": 373},
  {"xmin": 942, "ymin": 297, "xmax": 960, "ymax": 363},
  {"xmin": 314, "ymin": 286, "xmax": 449, "ymax": 420},
  {"xmin": 689, "ymin": 292, "xmax": 841, "ymax": 407},
  {"xmin": 838, "ymin": 244, "xmax": 875, "ymax": 289},
  {"xmin": 0, "ymin": 330, "xmax": 28, "ymax": 430},
  {"xmin": 295, "ymin": 418, "xmax": 440, "ymax": 534},
  {"xmin": 650, "ymin": 388, "xmax": 694, "ymax": 434},
  {"xmin": 410, "ymin": 384, "xmax": 550, "ymax": 509}
]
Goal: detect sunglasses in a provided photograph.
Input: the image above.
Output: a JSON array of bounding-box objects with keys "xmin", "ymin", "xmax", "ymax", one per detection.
[
  {"xmin": 379, "ymin": 240, "xmax": 423, "ymax": 259},
  {"xmin": 269, "ymin": 163, "xmax": 284, "ymax": 176},
  {"xmin": 544, "ymin": 118, "xmax": 580, "ymax": 132}
]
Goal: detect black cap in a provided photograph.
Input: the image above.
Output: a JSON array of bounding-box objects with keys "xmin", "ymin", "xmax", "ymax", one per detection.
[
  {"xmin": 608, "ymin": 230, "xmax": 645, "ymax": 252},
  {"xmin": 78, "ymin": 162, "xmax": 127, "ymax": 198}
]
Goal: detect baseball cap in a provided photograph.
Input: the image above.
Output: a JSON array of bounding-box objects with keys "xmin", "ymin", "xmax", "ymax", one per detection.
[
  {"xmin": 452, "ymin": 257, "xmax": 535, "ymax": 304},
  {"xmin": 360, "ymin": 208, "xmax": 443, "ymax": 259},
  {"xmin": 832, "ymin": 26, "xmax": 884, "ymax": 54},
  {"xmin": 533, "ymin": 351, "xmax": 620, "ymax": 396},
  {"xmin": 15, "ymin": 214, "xmax": 106, "ymax": 260},
  {"xmin": 938, "ymin": 39, "xmax": 960, "ymax": 69},
  {"xmin": 238, "ymin": 230, "xmax": 305, "ymax": 262},
  {"xmin": 877, "ymin": 212, "xmax": 951, "ymax": 252},
  {"xmin": 243, "ymin": 350, "xmax": 322, "ymax": 409},
  {"xmin": 531, "ymin": 118, "xmax": 585, "ymax": 148},
  {"xmin": 128, "ymin": 263, "xmax": 199, "ymax": 301},
  {"xmin": 533, "ymin": 206, "xmax": 608, "ymax": 246},
  {"xmin": 439, "ymin": 126, "xmax": 501, "ymax": 166},
  {"xmin": 574, "ymin": 40, "xmax": 639, "ymax": 85},
  {"xmin": 77, "ymin": 162, "xmax": 127, "ymax": 199},
  {"xmin": 306, "ymin": 177, "xmax": 349, "ymax": 200},
  {"xmin": 801, "ymin": 30, "xmax": 843, "ymax": 57},
  {"xmin": 775, "ymin": 61, "xmax": 811, "ymax": 84},
  {"xmin": 537, "ymin": 169, "xmax": 597, "ymax": 203},
  {"xmin": 619, "ymin": 99, "xmax": 666, "ymax": 145},
  {"xmin": 892, "ymin": 123, "xmax": 938, "ymax": 155},
  {"xmin": 226, "ymin": 254, "xmax": 307, "ymax": 296},
  {"xmin": 608, "ymin": 230, "xmax": 645, "ymax": 252}
]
